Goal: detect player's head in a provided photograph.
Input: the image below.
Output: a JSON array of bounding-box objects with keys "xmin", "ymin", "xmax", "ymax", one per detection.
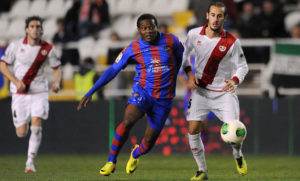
[
  {"xmin": 137, "ymin": 14, "xmax": 159, "ymax": 43},
  {"xmin": 206, "ymin": 2, "xmax": 227, "ymax": 32},
  {"xmin": 25, "ymin": 16, "xmax": 43, "ymax": 40}
]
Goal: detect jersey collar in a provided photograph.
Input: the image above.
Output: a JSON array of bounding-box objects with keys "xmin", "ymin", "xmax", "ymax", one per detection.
[
  {"xmin": 200, "ymin": 23, "xmax": 226, "ymax": 38},
  {"xmin": 23, "ymin": 37, "xmax": 46, "ymax": 45}
]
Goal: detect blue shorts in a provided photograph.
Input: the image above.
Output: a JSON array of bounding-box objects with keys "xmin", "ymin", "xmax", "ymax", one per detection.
[{"xmin": 128, "ymin": 85, "xmax": 172, "ymax": 131}]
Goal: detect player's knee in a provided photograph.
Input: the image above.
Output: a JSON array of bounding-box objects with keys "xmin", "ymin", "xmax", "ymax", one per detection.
[
  {"xmin": 122, "ymin": 119, "xmax": 135, "ymax": 129},
  {"xmin": 31, "ymin": 126, "xmax": 42, "ymax": 135},
  {"xmin": 188, "ymin": 127, "xmax": 201, "ymax": 135},
  {"xmin": 16, "ymin": 129, "xmax": 28, "ymax": 138}
]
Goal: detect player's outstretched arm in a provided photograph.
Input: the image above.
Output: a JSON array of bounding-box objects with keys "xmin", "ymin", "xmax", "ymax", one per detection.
[
  {"xmin": 77, "ymin": 66, "xmax": 120, "ymax": 111},
  {"xmin": 77, "ymin": 95, "xmax": 92, "ymax": 110}
]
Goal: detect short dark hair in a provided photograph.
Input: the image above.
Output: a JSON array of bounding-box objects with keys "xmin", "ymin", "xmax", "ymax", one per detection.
[
  {"xmin": 25, "ymin": 16, "xmax": 43, "ymax": 29},
  {"xmin": 137, "ymin": 13, "xmax": 158, "ymax": 28},
  {"xmin": 207, "ymin": 1, "xmax": 227, "ymax": 17}
]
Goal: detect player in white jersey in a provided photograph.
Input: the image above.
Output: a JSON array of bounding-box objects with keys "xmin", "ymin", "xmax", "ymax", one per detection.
[
  {"xmin": 0, "ymin": 16, "xmax": 61, "ymax": 173},
  {"xmin": 182, "ymin": 2, "xmax": 248, "ymax": 180}
]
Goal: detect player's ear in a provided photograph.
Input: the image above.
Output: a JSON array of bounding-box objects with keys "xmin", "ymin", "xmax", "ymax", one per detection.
[{"xmin": 206, "ymin": 12, "xmax": 209, "ymax": 20}]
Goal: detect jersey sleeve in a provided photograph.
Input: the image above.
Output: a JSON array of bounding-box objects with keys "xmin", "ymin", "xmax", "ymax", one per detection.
[
  {"xmin": 182, "ymin": 30, "xmax": 194, "ymax": 72},
  {"xmin": 172, "ymin": 34, "xmax": 184, "ymax": 71},
  {"xmin": 111, "ymin": 45, "xmax": 132, "ymax": 71},
  {"xmin": 48, "ymin": 46, "xmax": 61, "ymax": 69},
  {"xmin": 1, "ymin": 42, "xmax": 17, "ymax": 65},
  {"xmin": 231, "ymin": 39, "xmax": 248, "ymax": 84}
]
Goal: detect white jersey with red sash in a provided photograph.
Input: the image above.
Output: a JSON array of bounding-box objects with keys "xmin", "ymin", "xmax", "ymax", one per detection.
[
  {"xmin": 182, "ymin": 24, "xmax": 248, "ymax": 91},
  {"xmin": 1, "ymin": 37, "xmax": 61, "ymax": 94}
]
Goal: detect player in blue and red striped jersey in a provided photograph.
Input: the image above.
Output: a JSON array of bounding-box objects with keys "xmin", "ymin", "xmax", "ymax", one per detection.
[{"xmin": 77, "ymin": 14, "xmax": 184, "ymax": 176}]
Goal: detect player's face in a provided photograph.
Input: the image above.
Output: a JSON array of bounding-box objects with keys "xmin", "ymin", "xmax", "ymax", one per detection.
[
  {"xmin": 206, "ymin": 5, "xmax": 226, "ymax": 32},
  {"xmin": 26, "ymin": 20, "xmax": 43, "ymax": 40},
  {"xmin": 138, "ymin": 19, "xmax": 158, "ymax": 43}
]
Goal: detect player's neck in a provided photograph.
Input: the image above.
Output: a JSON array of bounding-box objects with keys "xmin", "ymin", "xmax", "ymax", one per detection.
[
  {"xmin": 27, "ymin": 36, "xmax": 41, "ymax": 46},
  {"xmin": 205, "ymin": 27, "xmax": 223, "ymax": 38}
]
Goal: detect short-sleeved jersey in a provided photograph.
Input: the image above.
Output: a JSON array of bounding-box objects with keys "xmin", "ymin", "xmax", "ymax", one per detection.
[
  {"xmin": 112, "ymin": 32, "xmax": 183, "ymax": 99},
  {"xmin": 182, "ymin": 24, "xmax": 248, "ymax": 91},
  {"xmin": 1, "ymin": 37, "xmax": 61, "ymax": 94}
]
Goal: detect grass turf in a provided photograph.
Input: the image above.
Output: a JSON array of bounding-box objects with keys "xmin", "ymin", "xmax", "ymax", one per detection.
[{"xmin": 0, "ymin": 154, "xmax": 300, "ymax": 181}]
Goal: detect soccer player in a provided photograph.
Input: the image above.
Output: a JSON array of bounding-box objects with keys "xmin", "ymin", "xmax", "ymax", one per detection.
[
  {"xmin": 77, "ymin": 14, "xmax": 183, "ymax": 176},
  {"xmin": 182, "ymin": 2, "xmax": 249, "ymax": 180},
  {"xmin": 0, "ymin": 16, "xmax": 61, "ymax": 173}
]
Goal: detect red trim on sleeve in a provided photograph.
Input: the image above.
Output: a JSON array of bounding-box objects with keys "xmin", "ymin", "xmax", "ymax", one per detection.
[
  {"xmin": 51, "ymin": 64, "xmax": 61, "ymax": 69},
  {"xmin": 231, "ymin": 76, "xmax": 239, "ymax": 84},
  {"xmin": 0, "ymin": 60, "xmax": 11, "ymax": 65}
]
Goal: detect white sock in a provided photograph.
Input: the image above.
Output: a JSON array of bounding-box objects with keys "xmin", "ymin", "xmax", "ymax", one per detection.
[
  {"xmin": 232, "ymin": 142, "xmax": 243, "ymax": 159},
  {"xmin": 27, "ymin": 126, "xmax": 42, "ymax": 163},
  {"xmin": 188, "ymin": 133, "xmax": 207, "ymax": 172}
]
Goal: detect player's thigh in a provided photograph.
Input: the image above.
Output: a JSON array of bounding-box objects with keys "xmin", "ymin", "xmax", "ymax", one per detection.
[
  {"xmin": 11, "ymin": 94, "xmax": 31, "ymax": 128},
  {"xmin": 212, "ymin": 92, "xmax": 239, "ymax": 122},
  {"xmin": 123, "ymin": 104, "xmax": 145, "ymax": 128},
  {"xmin": 146, "ymin": 101, "xmax": 172, "ymax": 131},
  {"xmin": 186, "ymin": 90, "xmax": 210, "ymax": 122},
  {"xmin": 30, "ymin": 93, "xmax": 49, "ymax": 120}
]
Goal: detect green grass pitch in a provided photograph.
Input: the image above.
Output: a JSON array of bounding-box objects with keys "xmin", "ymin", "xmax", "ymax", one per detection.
[{"xmin": 0, "ymin": 154, "xmax": 300, "ymax": 181}]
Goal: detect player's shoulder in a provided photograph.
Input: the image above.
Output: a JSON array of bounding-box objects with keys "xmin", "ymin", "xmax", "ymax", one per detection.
[
  {"xmin": 9, "ymin": 38, "xmax": 24, "ymax": 46},
  {"xmin": 41, "ymin": 39, "xmax": 54, "ymax": 47},
  {"xmin": 187, "ymin": 27, "xmax": 203, "ymax": 36},
  {"xmin": 225, "ymin": 31, "xmax": 241, "ymax": 47},
  {"xmin": 225, "ymin": 31, "xmax": 238, "ymax": 41}
]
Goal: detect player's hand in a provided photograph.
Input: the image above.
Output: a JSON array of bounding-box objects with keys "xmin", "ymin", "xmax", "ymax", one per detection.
[
  {"xmin": 187, "ymin": 75, "xmax": 199, "ymax": 90},
  {"xmin": 77, "ymin": 96, "xmax": 92, "ymax": 111},
  {"xmin": 222, "ymin": 80, "xmax": 236, "ymax": 93},
  {"xmin": 51, "ymin": 81, "xmax": 60, "ymax": 93},
  {"xmin": 15, "ymin": 80, "xmax": 26, "ymax": 92}
]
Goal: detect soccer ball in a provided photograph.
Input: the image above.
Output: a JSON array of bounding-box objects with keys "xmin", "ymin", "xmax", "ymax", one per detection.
[{"xmin": 220, "ymin": 120, "xmax": 247, "ymax": 145}]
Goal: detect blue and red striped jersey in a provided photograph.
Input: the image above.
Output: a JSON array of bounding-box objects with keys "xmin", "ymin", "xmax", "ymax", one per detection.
[{"xmin": 112, "ymin": 32, "xmax": 183, "ymax": 99}]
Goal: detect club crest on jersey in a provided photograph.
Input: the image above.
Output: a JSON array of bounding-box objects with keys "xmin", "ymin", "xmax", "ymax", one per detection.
[
  {"xmin": 197, "ymin": 40, "xmax": 202, "ymax": 46},
  {"xmin": 41, "ymin": 49, "xmax": 48, "ymax": 56},
  {"xmin": 219, "ymin": 45, "xmax": 226, "ymax": 52},
  {"xmin": 164, "ymin": 46, "xmax": 170, "ymax": 51},
  {"xmin": 115, "ymin": 52, "xmax": 123, "ymax": 63}
]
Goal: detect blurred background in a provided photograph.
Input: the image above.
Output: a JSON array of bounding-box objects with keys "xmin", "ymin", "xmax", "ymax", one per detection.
[{"xmin": 0, "ymin": 0, "xmax": 299, "ymax": 156}]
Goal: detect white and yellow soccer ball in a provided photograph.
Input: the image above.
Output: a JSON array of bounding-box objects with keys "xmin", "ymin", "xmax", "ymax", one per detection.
[{"xmin": 220, "ymin": 120, "xmax": 247, "ymax": 145}]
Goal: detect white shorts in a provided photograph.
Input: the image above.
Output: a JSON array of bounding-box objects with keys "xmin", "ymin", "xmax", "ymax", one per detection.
[
  {"xmin": 186, "ymin": 88, "xmax": 239, "ymax": 123},
  {"xmin": 11, "ymin": 92, "xmax": 49, "ymax": 128}
]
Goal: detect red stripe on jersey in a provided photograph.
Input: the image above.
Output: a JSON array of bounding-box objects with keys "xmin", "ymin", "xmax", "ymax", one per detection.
[
  {"xmin": 149, "ymin": 46, "xmax": 162, "ymax": 98},
  {"xmin": 198, "ymin": 32, "xmax": 236, "ymax": 88},
  {"xmin": 18, "ymin": 41, "xmax": 53, "ymax": 93},
  {"xmin": 164, "ymin": 34, "xmax": 175, "ymax": 98},
  {"xmin": 132, "ymin": 41, "xmax": 147, "ymax": 89}
]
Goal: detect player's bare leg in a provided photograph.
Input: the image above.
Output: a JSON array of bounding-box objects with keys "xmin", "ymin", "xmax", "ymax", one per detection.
[
  {"xmin": 126, "ymin": 124, "xmax": 161, "ymax": 174},
  {"xmin": 25, "ymin": 117, "xmax": 42, "ymax": 173},
  {"xmin": 188, "ymin": 121, "xmax": 208, "ymax": 180},
  {"xmin": 100, "ymin": 104, "xmax": 144, "ymax": 176}
]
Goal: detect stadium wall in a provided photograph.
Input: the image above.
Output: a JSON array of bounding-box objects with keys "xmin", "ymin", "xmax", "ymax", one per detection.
[{"xmin": 0, "ymin": 97, "xmax": 299, "ymax": 155}]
